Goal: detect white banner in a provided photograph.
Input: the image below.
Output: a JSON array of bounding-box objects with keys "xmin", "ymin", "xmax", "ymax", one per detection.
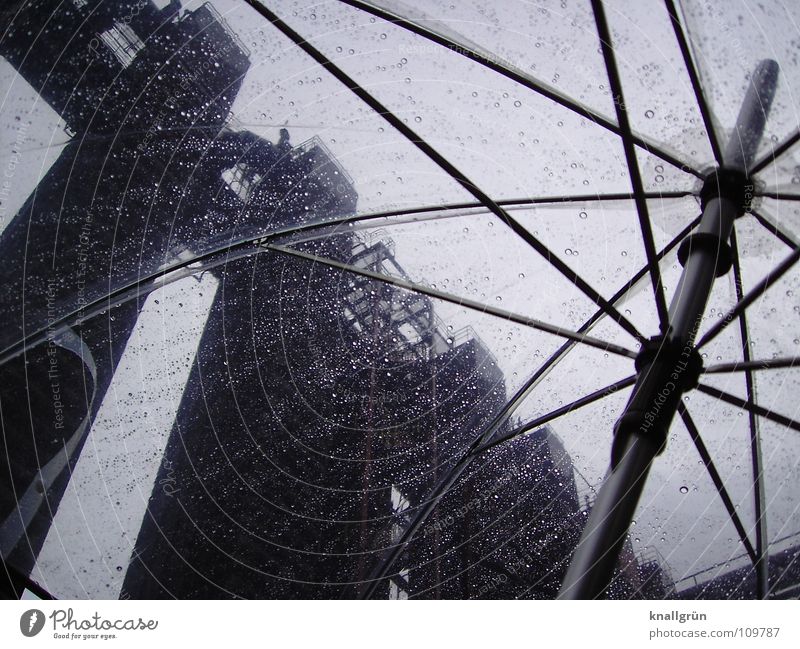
[{"xmin": 2, "ymin": 600, "xmax": 798, "ymax": 647}]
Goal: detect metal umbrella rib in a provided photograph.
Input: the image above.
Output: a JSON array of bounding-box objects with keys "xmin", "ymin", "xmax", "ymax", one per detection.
[
  {"xmin": 730, "ymin": 228, "xmax": 769, "ymax": 598},
  {"xmin": 756, "ymin": 192, "xmax": 800, "ymax": 201},
  {"xmin": 265, "ymin": 243, "xmax": 636, "ymax": 358},
  {"xmin": 337, "ymin": 0, "xmax": 704, "ymax": 180},
  {"xmin": 2, "ymin": 188, "xmax": 684, "ymax": 370},
  {"xmin": 697, "ymin": 244, "xmax": 800, "ymax": 350},
  {"xmin": 244, "ymin": 0, "xmax": 647, "ymax": 344},
  {"xmin": 694, "ymin": 383, "xmax": 800, "ymax": 434},
  {"xmin": 749, "ymin": 208, "xmax": 798, "ymax": 249},
  {"xmin": 752, "ymin": 129, "xmax": 800, "ymax": 175},
  {"xmin": 704, "ymin": 358, "xmax": 800, "ymax": 374},
  {"xmin": 677, "ymin": 404, "xmax": 758, "ymax": 565},
  {"xmin": 663, "ymin": 0, "xmax": 725, "ymax": 165},
  {"xmin": 591, "ymin": 0, "xmax": 670, "ymax": 332},
  {"xmin": 475, "ymin": 375, "xmax": 638, "ymax": 455}
]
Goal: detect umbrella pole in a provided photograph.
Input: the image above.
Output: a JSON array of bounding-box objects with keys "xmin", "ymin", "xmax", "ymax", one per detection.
[{"xmin": 558, "ymin": 60, "xmax": 779, "ymax": 600}]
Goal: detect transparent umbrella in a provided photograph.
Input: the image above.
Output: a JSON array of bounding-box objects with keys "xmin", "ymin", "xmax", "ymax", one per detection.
[{"xmin": 0, "ymin": 0, "xmax": 798, "ymax": 600}]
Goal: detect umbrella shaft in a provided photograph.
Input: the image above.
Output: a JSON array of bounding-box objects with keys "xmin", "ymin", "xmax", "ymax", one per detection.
[
  {"xmin": 668, "ymin": 195, "xmax": 738, "ymax": 338},
  {"xmin": 559, "ymin": 60, "xmax": 778, "ymax": 600},
  {"xmin": 558, "ymin": 434, "xmax": 656, "ymax": 599},
  {"xmin": 725, "ymin": 59, "xmax": 779, "ymax": 172}
]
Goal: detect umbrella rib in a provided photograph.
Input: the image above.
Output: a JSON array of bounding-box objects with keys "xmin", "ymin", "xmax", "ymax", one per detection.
[
  {"xmin": 696, "ymin": 243, "xmax": 800, "ymax": 349},
  {"xmin": 336, "ymin": 0, "xmax": 703, "ymax": 180},
  {"xmin": 730, "ymin": 230, "xmax": 769, "ymax": 597},
  {"xmin": 704, "ymin": 357, "xmax": 800, "ymax": 374},
  {"xmin": 0, "ymin": 200, "xmax": 543, "ymax": 366},
  {"xmin": 591, "ymin": 0, "xmax": 670, "ymax": 332},
  {"xmin": 751, "ymin": 129, "xmax": 800, "ymax": 175},
  {"xmin": 694, "ymin": 383, "xmax": 800, "ymax": 433},
  {"xmin": 0, "ymin": 198, "xmax": 695, "ymax": 370},
  {"xmin": 264, "ymin": 242, "xmax": 636, "ymax": 359},
  {"xmin": 293, "ymin": 190, "xmax": 696, "ymax": 230},
  {"xmin": 356, "ymin": 218, "xmax": 696, "ymax": 598},
  {"xmin": 0, "ymin": 206, "xmax": 474, "ymax": 365},
  {"xmin": 480, "ymin": 217, "xmax": 700, "ymax": 451},
  {"xmin": 504, "ymin": 190, "xmax": 693, "ymax": 202},
  {"xmin": 677, "ymin": 404, "xmax": 758, "ymax": 565},
  {"xmin": 756, "ymin": 191, "xmax": 800, "ymax": 202},
  {"xmin": 245, "ymin": 0, "xmax": 646, "ymax": 344},
  {"xmin": 663, "ymin": 0, "xmax": 725, "ymax": 165},
  {"xmin": 749, "ymin": 208, "xmax": 799, "ymax": 249},
  {"xmin": 475, "ymin": 376, "xmax": 637, "ymax": 454}
]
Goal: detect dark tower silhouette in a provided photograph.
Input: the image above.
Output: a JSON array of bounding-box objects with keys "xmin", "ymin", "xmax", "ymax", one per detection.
[{"xmin": 0, "ymin": 0, "xmax": 252, "ymax": 578}]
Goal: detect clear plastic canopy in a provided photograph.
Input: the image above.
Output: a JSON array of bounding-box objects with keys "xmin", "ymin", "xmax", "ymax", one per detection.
[{"xmin": 0, "ymin": 0, "xmax": 798, "ymax": 600}]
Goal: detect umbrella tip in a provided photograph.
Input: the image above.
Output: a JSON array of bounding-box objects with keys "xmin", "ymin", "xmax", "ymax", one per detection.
[{"xmin": 755, "ymin": 59, "xmax": 780, "ymax": 87}]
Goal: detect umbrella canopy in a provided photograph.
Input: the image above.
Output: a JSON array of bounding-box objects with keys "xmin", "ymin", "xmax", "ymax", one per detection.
[{"xmin": 0, "ymin": 0, "xmax": 798, "ymax": 600}]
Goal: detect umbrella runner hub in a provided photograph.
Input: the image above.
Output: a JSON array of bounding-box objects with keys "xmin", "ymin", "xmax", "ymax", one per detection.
[
  {"xmin": 675, "ymin": 167, "xmax": 757, "ymax": 278},
  {"xmin": 698, "ymin": 167, "xmax": 755, "ymax": 214},
  {"xmin": 610, "ymin": 338, "xmax": 704, "ymax": 469}
]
